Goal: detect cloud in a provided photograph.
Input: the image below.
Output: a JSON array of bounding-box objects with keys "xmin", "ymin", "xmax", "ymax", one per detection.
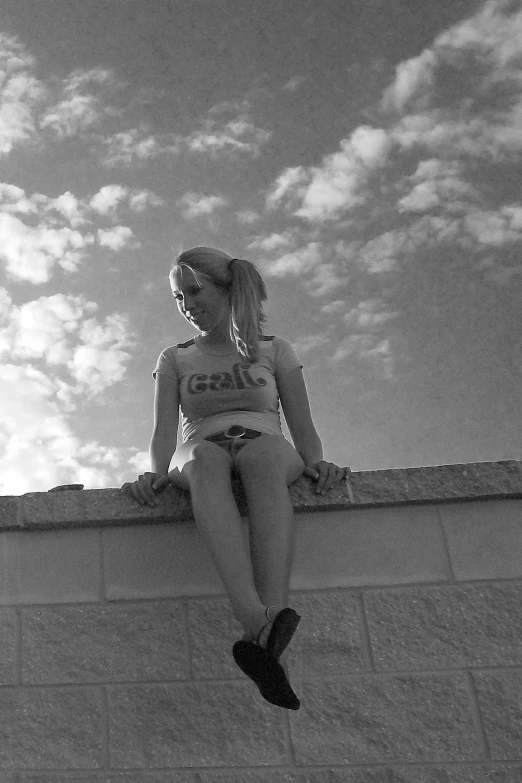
[
  {"xmin": 185, "ymin": 101, "xmax": 270, "ymax": 156},
  {"xmin": 97, "ymin": 225, "xmax": 136, "ymax": 250},
  {"xmin": 0, "ymin": 34, "xmax": 46, "ymax": 156},
  {"xmin": 128, "ymin": 189, "xmax": 164, "ymax": 211},
  {"xmin": 304, "ymin": 263, "xmax": 348, "ymax": 297},
  {"xmin": 344, "ymin": 299, "xmax": 398, "ymax": 329},
  {"xmin": 247, "ymin": 230, "xmax": 297, "ymax": 253},
  {"xmin": 1, "ymin": 291, "xmax": 135, "ymax": 396},
  {"xmin": 267, "ymin": 126, "xmax": 391, "ymax": 222},
  {"xmin": 321, "ymin": 300, "xmax": 346, "ymax": 313},
  {"xmin": 0, "ymin": 291, "xmax": 139, "ymax": 493},
  {"xmin": 90, "ymin": 184, "xmax": 163, "ymax": 214},
  {"xmin": 329, "ymin": 333, "xmax": 395, "ymax": 378},
  {"xmin": 236, "ymin": 210, "xmax": 260, "ymax": 225},
  {"xmin": 102, "ymin": 101, "xmax": 270, "ymax": 166},
  {"xmin": 0, "ymin": 362, "xmax": 140, "ymax": 494},
  {"xmin": 464, "ymin": 208, "xmax": 522, "ymax": 246},
  {"xmin": 292, "ymin": 331, "xmax": 330, "ymax": 354},
  {"xmin": 381, "ymin": 49, "xmax": 438, "ymax": 113},
  {"xmin": 90, "ymin": 185, "xmax": 128, "ymax": 214},
  {"xmin": 0, "ymin": 211, "xmax": 94, "ymax": 283},
  {"xmin": 40, "ymin": 67, "xmax": 116, "ymax": 138},
  {"xmin": 7, "ymin": 293, "xmax": 92, "ymax": 366},
  {"xmin": 397, "ymin": 159, "xmax": 480, "ymax": 214},
  {"xmin": 70, "ymin": 313, "xmax": 134, "ymax": 394},
  {"xmin": 179, "ymin": 192, "xmax": 228, "ymax": 219},
  {"xmin": 282, "ymin": 76, "xmax": 305, "ymax": 92},
  {"xmin": 50, "ymin": 191, "xmax": 86, "ymax": 227},
  {"xmin": 265, "ymin": 0, "xmax": 522, "ymax": 239},
  {"xmin": 102, "ymin": 128, "xmax": 181, "ymax": 166},
  {"xmin": 258, "ymin": 241, "xmax": 323, "ymax": 277},
  {"xmin": 0, "ymin": 182, "xmax": 159, "ymax": 282}
]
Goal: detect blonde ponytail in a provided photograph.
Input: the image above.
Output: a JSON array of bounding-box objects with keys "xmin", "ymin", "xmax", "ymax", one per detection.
[{"xmin": 228, "ymin": 258, "xmax": 268, "ymax": 363}]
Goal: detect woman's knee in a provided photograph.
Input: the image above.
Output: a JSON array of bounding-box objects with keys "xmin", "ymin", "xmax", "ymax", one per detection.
[
  {"xmin": 235, "ymin": 435, "xmax": 305, "ymax": 484},
  {"xmin": 168, "ymin": 439, "xmax": 232, "ymax": 487}
]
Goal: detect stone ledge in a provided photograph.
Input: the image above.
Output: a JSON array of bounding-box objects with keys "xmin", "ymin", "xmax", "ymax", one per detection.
[{"xmin": 0, "ymin": 460, "xmax": 520, "ymax": 533}]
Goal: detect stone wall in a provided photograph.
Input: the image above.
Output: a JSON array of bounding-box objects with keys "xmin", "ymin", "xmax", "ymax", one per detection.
[{"xmin": 0, "ymin": 460, "xmax": 521, "ymax": 781}]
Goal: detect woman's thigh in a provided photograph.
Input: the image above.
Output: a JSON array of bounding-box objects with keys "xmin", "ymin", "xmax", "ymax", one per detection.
[
  {"xmin": 234, "ymin": 434, "xmax": 305, "ymax": 486},
  {"xmin": 168, "ymin": 438, "xmax": 233, "ymax": 491}
]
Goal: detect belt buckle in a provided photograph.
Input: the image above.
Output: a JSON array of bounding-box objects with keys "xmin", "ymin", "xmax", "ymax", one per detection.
[{"xmin": 224, "ymin": 425, "xmax": 246, "ymax": 439}]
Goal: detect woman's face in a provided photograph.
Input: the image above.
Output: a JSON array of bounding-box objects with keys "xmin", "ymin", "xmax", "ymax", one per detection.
[{"xmin": 170, "ymin": 267, "xmax": 230, "ymax": 334}]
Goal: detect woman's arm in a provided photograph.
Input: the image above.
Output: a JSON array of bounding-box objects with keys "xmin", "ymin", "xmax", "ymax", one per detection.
[
  {"xmin": 150, "ymin": 372, "xmax": 179, "ymax": 474},
  {"xmin": 278, "ymin": 366, "xmax": 349, "ymax": 494},
  {"xmin": 277, "ymin": 366, "xmax": 323, "ymax": 464}
]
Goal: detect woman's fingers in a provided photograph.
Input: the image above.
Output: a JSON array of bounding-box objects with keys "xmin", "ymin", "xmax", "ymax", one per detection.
[
  {"xmin": 315, "ymin": 462, "xmax": 350, "ymax": 494},
  {"xmin": 121, "ymin": 472, "xmax": 165, "ymax": 507}
]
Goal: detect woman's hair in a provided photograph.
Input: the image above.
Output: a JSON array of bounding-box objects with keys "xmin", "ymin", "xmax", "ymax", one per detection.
[{"xmin": 170, "ymin": 246, "xmax": 268, "ymax": 363}]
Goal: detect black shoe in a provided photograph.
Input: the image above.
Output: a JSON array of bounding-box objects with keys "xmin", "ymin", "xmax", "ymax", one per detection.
[
  {"xmin": 254, "ymin": 606, "xmax": 301, "ymax": 660},
  {"xmin": 232, "ymin": 641, "xmax": 300, "ymax": 710},
  {"xmin": 265, "ymin": 607, "xmax": 301, "ymax": 660}
]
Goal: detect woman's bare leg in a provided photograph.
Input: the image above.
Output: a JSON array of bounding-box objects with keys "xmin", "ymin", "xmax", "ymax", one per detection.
[
  {"xmin": 234, "ymin": 435, "xmax": 305, "ymax": 646},
  {"xmin": 168, "ymin": 439, "xmax": 267, "ymax": 638}
]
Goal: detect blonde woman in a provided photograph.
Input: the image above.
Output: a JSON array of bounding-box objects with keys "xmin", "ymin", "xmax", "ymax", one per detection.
[{"xmin": 122, "ymin": 247, "xmax": 348, "ymax": 709}]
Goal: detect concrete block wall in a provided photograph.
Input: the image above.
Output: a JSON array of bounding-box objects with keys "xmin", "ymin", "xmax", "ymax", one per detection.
[{"xmin": 0, "ymin": 460, "xmax": 522, "ymax": 781}]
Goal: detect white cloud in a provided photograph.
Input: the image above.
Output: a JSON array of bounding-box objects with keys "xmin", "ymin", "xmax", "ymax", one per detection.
[
  {"xmin": 8, "ymin": 294, "xmax": 91, "ymax": 365},
  {"xmin": 464, "ymin": 209, "xmax": 522, "ymax": 246},
  {"xmin": 103, "ymin": 128, "xmax": 180, "ymax": 166},
  {"xmin": 97, "ymin": 225, "xmax": 135, "ymax": 250},
  {"xmin": 40, "ymin": 67, "xmax": 115, "ymax": 138},
  {"xmin": 265, "ymin": 0, "xmax": 522, "ymax": 243},
  {"xmin": 304, "ymin": 263, "xmax": 347, "ymax": 297},
  {"xmin": 49, "ymin": 191, "xmax": 86, "ymax": 227},
  {"xmin": 179, "ymin": 192, "xmax": 228, "ymax": 219},
  {"xmin": 0, "ymin": 363, "xmax": 139, "ymax": 494},
  {"xmin": 247, "ymin": 231, "xmax": 296, "ymax": 253},
  {"xmin": 292, "ymin": 331, "xmax": 330, "ymax": 353},
  {"xmin": 353, "ymin": 232, "xmax": 400, "ymax": 275},
  {"xmin": 344, "ymin": 299, "xmax": 397, "ymax": 329},
  {"xmin": 398, "ymin": 159, "xmax": 480, "ymax": 213},
  {"xmin": 186, "ymin": 101, "xmax": 270, "ymax": 156},
  {"xmin": 0, "ymin": 181, "xmax": 159, "ymax": 282},
  {"xmin": 90, "ymin": 185, "xmax": 128, "ymax": 214},
  {"xmin": 236, "ymin": 210, "xmax": 259, "ymax": 225},
  {"xmin": 70, "ymin": 313, "xmax": 134, "ymax": 394},
  {"xmin": 266, "ymin": 166, "xmax": 308, "ymax": 209},
  {"xmin": 1, "ymin": 292, "xmax": 135, "ymax": 396},
  {"xmin": 267, "ymin": 126, "xmax": 391, "ymax": 222},
  {"xmin": 0, "ymin": 292, "xmax": 139, "ymax": 492},
  {"xmin": 0, "ymin": 212, "xmax": 94, "ymax": 283},
  {"xmin": 260, "ymin": 242, "xmax": 323, "ymax": 277},
  {"xmin": 128, "ymin": 189, "xmax": 164, "ymax": 211},
  {"xmin": 321, "ymin": 300, "xmax": 346, "ymax": 313},
  {"xmin": 0, "ymin": 34, "xmax": 45, "ymax": 156},
  {"xmin": 330, "ymin": 333, "xmax": 374, "ymax": 362},
  {"xmin": 329, "ymin": 332, "xmax": 395, "ymax": 377},
  {"xmin": 386, "ymin": 1, "xmax": 522, "ymax": 161},
  {"xmin": 282, "ymin": 76, "xmax": 305, "ymax": 92},
  {"xmin": 381, "ymin": 49, "xmax": 437, "ymax": 113}
]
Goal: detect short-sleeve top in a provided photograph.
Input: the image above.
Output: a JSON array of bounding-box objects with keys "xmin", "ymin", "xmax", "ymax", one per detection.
[{"xmin": 153, "ymin": 335, "xmax": 302, "ymax": 441}]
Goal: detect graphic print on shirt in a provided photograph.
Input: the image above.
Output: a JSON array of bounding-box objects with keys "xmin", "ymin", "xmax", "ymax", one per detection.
[{"xmin": 187, "ymin": 362, "xmax": 268, "ymax": 394}]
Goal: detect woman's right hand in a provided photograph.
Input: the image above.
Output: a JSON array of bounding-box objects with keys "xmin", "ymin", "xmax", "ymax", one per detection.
[{"xmin": 120, "ymin": 472, "xmax": 170, "ymax": 507}]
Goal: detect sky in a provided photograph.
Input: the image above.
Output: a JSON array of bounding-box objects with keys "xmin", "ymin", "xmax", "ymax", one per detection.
[{"xmin": 1, "ymin": 0, "xmax": 521, "ymax": 495}]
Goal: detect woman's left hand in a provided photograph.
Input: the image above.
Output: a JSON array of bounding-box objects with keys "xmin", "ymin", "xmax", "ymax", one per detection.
[{"xmin": 304, "ymin": 460, "xmax": 351, "ymax": 495}]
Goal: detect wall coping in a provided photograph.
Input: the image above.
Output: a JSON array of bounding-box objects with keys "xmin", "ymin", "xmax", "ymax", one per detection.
[{"xmin": 1, "ymin": 460, "xmax": 521, "ymax": 533}]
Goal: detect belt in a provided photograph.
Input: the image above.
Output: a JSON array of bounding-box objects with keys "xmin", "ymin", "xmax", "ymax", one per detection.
[{"xmin": 205, "ymin": 425, "xmax": 263, "ymax": 442}]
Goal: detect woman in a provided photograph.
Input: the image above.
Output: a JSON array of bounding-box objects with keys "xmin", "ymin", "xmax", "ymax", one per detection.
[{"xmin": 121, "ymin": 246, "xmax": 348, "ymax": 710}]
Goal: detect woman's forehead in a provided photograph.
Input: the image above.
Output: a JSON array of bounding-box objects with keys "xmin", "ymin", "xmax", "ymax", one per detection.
[{"xmin": 171, "ymin": 266, "xmax": 200, "ymax": 290}]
